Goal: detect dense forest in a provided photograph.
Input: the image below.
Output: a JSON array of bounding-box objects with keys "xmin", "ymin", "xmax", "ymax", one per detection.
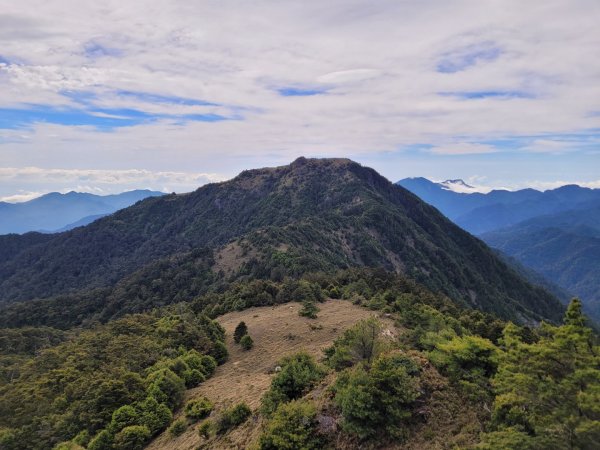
[{"xmin": 0, "ymin": 268, "xmax": 597, "ymax": 449}]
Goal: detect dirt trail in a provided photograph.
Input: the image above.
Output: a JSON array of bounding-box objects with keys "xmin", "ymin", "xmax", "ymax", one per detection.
[{"xmin": 147, "ymin": 299, "xmax": 390, "ymax": 449}]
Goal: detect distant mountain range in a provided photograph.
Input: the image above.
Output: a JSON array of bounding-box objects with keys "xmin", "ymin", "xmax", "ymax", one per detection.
[
  {"xmin": 397, "ymin": 177, "xmax": 600, "ymax": 235},
  {"xmin": 0, "ymin": 190, "xmax": 164, "ymax": 234},
  {"xmin": 397, "ymin": 177, "xmax": 600, "ymax": 321}
]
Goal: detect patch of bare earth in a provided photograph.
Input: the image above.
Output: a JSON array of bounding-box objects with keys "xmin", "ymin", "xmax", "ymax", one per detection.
[{"xmin": 147, "ymin": 300, "xmax": 391, "ymax": 450}]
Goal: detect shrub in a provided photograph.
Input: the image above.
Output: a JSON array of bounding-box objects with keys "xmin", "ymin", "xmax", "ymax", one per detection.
[
  {"xmin": 183, "ymin": 368, "xmax": 206, "ymax": 388},
  {"xmin": 261, "ymin": 353, "xmax": 325, "ymax": 415},
  {"xmin": 197, "ymin": 420, "xmax": 215, "ymax": 439},
  {"xmin": 137, "ymin": 396, "xmax": 172, "ymax": 435},
  {"xmin": 240, "ymin": 334, "xmax": 254, "ymax": 350},
  {"xmin": 87, "ymin": 430, "xmax": 114, "ymax": 450},
  {"xmin": 234, "ymin": 321, "xmax": 248, "ymax": 343},
  {"xmin": 185, "ymin": 397, "xmax": 213, "ymax": 420},
  {"xmin": 299, "ymin": 300, "xmax": 319, "ymax": 319},
  {"xmin": 168, "ymin": 418, "xmax": 187, "ymax": 437},
  {"xmin": 110, "ymin": 405, "xmax": 138, "ymax": 432},
  {"xmin": 212, "ymin": 341, "xmax": 229, "ymax": 364},
  {"xmin": 200, "ymin": 355, "xmax": 217, "ymax": 376},
  {"xmin": 113, "ymin": 425, "xmax": 151, "ymax": 450},
  {"xmin": 146, "ymin": 368, "xmax": 186, "ymax": 410},
  {"xmin": 258, "ymin": 400, "xmax": 322, "ymax": 450},
  {"xmin": 216, "ymin": 402, "xmax": 252, "ymax": 434},
  {"xmin": 333, "ymin": 352, "xmax": 420, "ymax": 440}
]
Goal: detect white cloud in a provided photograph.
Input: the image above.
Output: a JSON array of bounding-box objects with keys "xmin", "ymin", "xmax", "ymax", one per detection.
[
  {"xmin": 429, "ymin": 143, "xmax": 498, "ymax": 155},
  {"xmin": 0, "ymin": 0, "xmax": 598, "ymax": 195},
  {"xmin": 0, "ymin": 166, "xmax": 227, "ymax": 199}
]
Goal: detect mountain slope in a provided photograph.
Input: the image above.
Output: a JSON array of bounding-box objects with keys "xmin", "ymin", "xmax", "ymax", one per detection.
[
  {"xmin": 0, "ymin": 158, "xmax": 563, "ymax": 323},
  {"xmin": 482, "ymin": 204, "xmax": 600, "ymax": 320},
  {"xmin": 397, "ymin": 178, "xmax": 600, "ymax": 234},
  {"xmin": 0, "ymin": 189, "xmax": 164, "ymax": 234}
]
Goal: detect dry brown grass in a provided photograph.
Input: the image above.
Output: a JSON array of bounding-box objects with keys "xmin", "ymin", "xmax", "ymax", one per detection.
[{"xmin": 147, "ymin": 299, "xmax": 392, "ymax": 450}]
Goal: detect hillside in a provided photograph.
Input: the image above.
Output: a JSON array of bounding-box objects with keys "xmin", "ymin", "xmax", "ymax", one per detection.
[
  {"xmin": 397, "ymin": 178, "xmax": 600, "ymax": 235},
  {"xmin": 0, "ymin": 158, "xmax": 563, "ymax": 324},
  {"xmin": 482, "ymin": 204, "xmax": 600, "ymax": 321},
  {"xmin": 0, "ymin": 189, "xmax": 164, "ymax": 234}
]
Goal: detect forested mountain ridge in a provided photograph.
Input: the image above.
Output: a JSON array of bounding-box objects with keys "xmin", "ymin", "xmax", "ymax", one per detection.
[
  {"xmin": 0, "ymin": 158, "xmax": 563, "ymax": 324},
  {"xmin": 483, "ymin": 204, "xmax": 600, "ymax": 321}
]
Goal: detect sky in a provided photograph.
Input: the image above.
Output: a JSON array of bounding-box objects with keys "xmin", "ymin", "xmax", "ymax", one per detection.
[{"xmin": 1, "ymin": 0, "xmax": 599, "ymax": 201}]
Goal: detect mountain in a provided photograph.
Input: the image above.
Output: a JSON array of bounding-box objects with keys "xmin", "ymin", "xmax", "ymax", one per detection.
[
  {"xmin": 0, "ymin": 189, "xmax": 164, "ymax": 234},
  {"xmin": 0, "ymin": 158, "xmax": 563, "ymax": 326},
  {"xmin": 482, "ymin": 202, "xmax": 600, "ymax": 320},
  {"xmin": 396, "ymin": 178, "xmax": 600, "ymax": 235}
]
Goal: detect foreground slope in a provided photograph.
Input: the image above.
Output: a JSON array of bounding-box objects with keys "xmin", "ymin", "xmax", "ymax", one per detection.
[{"xmin": 0, "ymin": 158, "xmax": 563, "ymax": 323}]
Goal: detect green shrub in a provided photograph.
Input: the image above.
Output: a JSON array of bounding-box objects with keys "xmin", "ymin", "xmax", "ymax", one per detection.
[
  {"xmin": 333, "ymin": 352, "xmax": 420, "ymax": 440},
  {"xmin": 240, "ymin": 334, "xmax": 254, "ymax": 350},
  {"xmin": 110, "ymin": 405, "xmax": 138, "ymax": 432},
  {"xmin": 298, "ymin": 300, "xmax": 319, "ymax": 319},
  {"xmin": 146, "ymin": 368, "xmax": 186, "ymax": 410},
  {"xmin": 258, "ymin": 400, "xmax": 322, "ymax": 450},
  {"xmin": 200, "ymin": 355, "xmax": 217, "ymax": 376},
  {"xmin": 216, "ymin": 402, "xmax": 252, "ymax": 434},
  {"xmin": 183, "ymin": 368, "xmax": 206, "ymax": 388},
  {"xmin": 113, "ymin": 425, "xmax": 150, "ymax": 450},
  {"xmin": 137, "ymin": 396, "xmax": 172, "ymax": 434},
  {"xmin": 212, "ymin": 341, "xmax": 229, "ymax": 364},
  {"xmin": 87, "ymin": 430, "xmax": 114, "ymax": 450},
  {"xmin": 234, "ymin": 321, "xmax": 248, "ymax": 343},
  {"xmin": 261, "ymin": 353, "xmax": 325, "ymax": 415},
  {"xmin": 197, "ymin": 420, "xmax": 215, "ymax": 439},
  {"xmin": 168, "ymin": 418, "xmax": 187, "ymax": 437},
  {"xmin": 185, "ymin": 397, "xmax": 213, "ymax": 420}
]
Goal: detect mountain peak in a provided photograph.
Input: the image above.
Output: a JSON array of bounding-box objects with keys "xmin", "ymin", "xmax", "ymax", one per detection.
[{"xmin": 439, "ymin": 179, "xmax": 479, "ymax": 194}]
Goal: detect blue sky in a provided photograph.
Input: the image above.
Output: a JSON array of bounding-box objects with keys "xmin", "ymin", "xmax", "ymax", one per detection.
[{"xmin": 0, "ymin": 0, "xmax": 599, "ymax": 201}]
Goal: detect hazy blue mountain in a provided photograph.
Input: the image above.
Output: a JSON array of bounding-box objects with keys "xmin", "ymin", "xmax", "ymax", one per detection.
[
  {"xmin": 482, "ymin": 202, "xmax": 600, "ymax": 321},
  {"xmin": 396, "ymin": 178, "xmax": 600, "ymax": 234},
  {"xmin": 0, "ymin": 190, "xmax": 164, "ymax": 234}
]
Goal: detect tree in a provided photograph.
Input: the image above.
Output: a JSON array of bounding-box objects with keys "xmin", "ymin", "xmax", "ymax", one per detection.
[
  {"xmin": 146, "ymin": 368, "xmax": 186, "ymax": 410},
  {"xmin": 234, "ymin": 321, "xmax": 248, "ymax": 343},
  {"xmin": 482, "ymin": 300, "xmax": 600, "ymax": 448},
  {"xmin": 333, "ymin": 352, "xmax": 420, "ymax": 440},
  {"xmin": 240, "ymin": 335, "xmax": 254, "ymax": 350}
]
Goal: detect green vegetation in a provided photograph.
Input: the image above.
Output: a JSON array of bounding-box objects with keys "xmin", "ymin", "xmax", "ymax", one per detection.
[
  {"xmin": 258, "ymin": 400, "xmax": 323, "ymax": 450},
  {"xmin": 216, "ymin": 403, "xmax": 252, "ymax": 434},
  {"xmin": 233, "ymin": 321, "xmax": 248, "ymax": 343},
  {"xmin": 298, "ymin": 300, "xmax": 319, "ymax": 319},
  {"xmin": 0, "ymin": 308, "xmax": 224, "ymax": 450},
  {"xmin": 168, "ymin": 418, "xmax": 187, "ymax": 437},
  {"xmin": 333, "ymin": 352, "xmax": 421, "ymax": 440},
  {"xmin": 261, "ymin": 353, "xmax": 326, "ymax": 415},
  {"xmin": 185, "ymin": 397, "xmax": 213, "ymax": 421},
  {"xmin": 239, "ymin": 334, "xmax": 254, "ymax": 350}
]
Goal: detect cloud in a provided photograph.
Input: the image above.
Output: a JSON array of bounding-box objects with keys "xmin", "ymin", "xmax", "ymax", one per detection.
[
  {"xmin": 428, "ymin": 143, "xmax": 498, "ymax": 155},
  {"xmin": 0, "ymin": 0, "xmax": 598, "ymax": 195},
  {"xmin": 0, "ymin": 167, "xmax": 227, "ymax": 199}
]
